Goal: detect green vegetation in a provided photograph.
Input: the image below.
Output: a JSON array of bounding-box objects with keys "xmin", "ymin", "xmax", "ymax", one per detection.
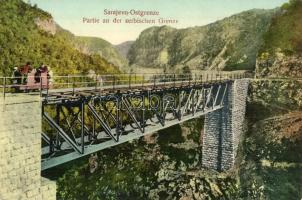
[
  {"xmin": 238, "ymin": 80, "xmax": 302, "ymax": 200},
  {"xmin": 260, "ymin": 0, "xmax": 302, "ymax": 55},
  {"xmin": 239, "ymin": 113, "xmax": 302, "ymax": 199},
  {"xmin": 55, "ymin": 143, "xmax": 159, "ymax": 200},
  {"xmin": 256, "ymin": 0, "xmax": 302, "ymax": 78},
  {"xmin": 249, "ymin": 80, "xmax": 302, "ymax": 111},
  {"xmin": 0, "ymin": 0, "xmax": 119, "ymax": 76}
]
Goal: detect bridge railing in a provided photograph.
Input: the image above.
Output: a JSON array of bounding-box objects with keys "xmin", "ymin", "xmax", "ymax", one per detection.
[{"xmin": 0, "ymin": 71, "xmax": 251, "ymax": 96}]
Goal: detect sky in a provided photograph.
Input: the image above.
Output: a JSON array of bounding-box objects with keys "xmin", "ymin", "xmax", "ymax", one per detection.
[{"xmin": 29, "ymin": 0, "xmax": 288, "ymax": 45}]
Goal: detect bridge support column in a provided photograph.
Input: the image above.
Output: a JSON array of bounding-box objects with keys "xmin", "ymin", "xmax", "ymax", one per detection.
[
  {"xmin": 202, "ymin": 79, "xmax": 249, "ymax": 171},
  {"xmin": 0, "ymin": 94, "xmax": 56, "ymax": 200}
]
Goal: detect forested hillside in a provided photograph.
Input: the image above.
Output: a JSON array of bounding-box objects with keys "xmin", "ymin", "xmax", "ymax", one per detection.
[
  {"xmin": 256, "ymin": 0, "xmax": 302, "ymax": 77},
  {"xmin": 0, "ymin": 0, "xmax": 119, "ymax": 76}
]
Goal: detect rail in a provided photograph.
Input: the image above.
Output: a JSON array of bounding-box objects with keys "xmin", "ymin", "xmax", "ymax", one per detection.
[{"xmin": 0, "ymin": 71, "xmax": 251, "ymax": 98}]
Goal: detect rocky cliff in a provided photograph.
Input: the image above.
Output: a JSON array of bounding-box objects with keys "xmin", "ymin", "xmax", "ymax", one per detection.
[
  {"xmin": 128, "ymin": 9, "xmax": 276, "ymax": 72},
  {"xmin": 238, "ymin": 80, "xmax": 302, "ymax": 199}
]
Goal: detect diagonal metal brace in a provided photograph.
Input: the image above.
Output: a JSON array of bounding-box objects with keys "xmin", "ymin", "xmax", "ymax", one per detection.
[
  {"xmin": 122, "ymin": 97, "xmax": 144, "ymax": 133},
  {"xmin": 41, "ymin": 132, "xmax": 50, "ymax": 145},
  {"xmin": 87, "ymin": 103, "xmax": 118, "ymax": 142},
  {"xmin": 43, "ymin": 112, "xmax": 82, "ymax": 154}
]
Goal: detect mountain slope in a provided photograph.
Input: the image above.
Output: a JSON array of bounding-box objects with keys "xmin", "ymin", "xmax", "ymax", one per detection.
[
  {"xmin": 256, "ymin": 0, "xmax": 302, "ymax": 78},
  {"xmin": 0, "ymin": 0, "xmax": 119, "ymax": 76},
  {"xmin": 128, "ymin": 9, "xmax": 276, "ymax": 71},
  {"xmin": 48, "ymin": 26, "xmax": 128, "ymax": 71},
  {"xmin": 115, "ymin": 41, "xmax": 134, "ymax": 59},
  {"xmin": 73, "ymin": 36, "xmax": 129, "ymax": 71},
  {"xmin": 128, "ymin": 26, "xmax": 177, "ymax": 69}
]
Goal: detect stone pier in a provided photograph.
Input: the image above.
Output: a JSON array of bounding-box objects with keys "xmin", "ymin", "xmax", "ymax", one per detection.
[
  {"xmin": 202, "ymin": 79, "xmax": 249, "ymax": 171},
  {"xmin": 0, "ymin": 94, "xmax": 56, "ymax": 200}
]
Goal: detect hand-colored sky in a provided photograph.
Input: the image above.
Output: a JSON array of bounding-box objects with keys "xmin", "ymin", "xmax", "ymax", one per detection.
[{"xmin": 29, "ymin": 0, "xmax": 288, "ymax": 44}]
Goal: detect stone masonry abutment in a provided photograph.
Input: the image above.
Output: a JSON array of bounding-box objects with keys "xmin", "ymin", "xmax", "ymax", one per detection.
[
  {"xmin": 202, "ymin": 79, "xmax": 249, "ymax": 171},
  {"xmin": 0, "ymin": 94, "xmax": 56, "ymax": 200}
]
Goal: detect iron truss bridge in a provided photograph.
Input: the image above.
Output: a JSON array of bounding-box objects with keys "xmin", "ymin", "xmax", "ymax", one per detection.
[{"xmin": 0, "ymin": 72, "xmax": 249, "ymax": 170}]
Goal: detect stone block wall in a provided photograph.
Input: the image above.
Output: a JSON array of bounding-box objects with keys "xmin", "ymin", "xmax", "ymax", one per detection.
[
  {"xmin": 202, "ymin": 109, "xmax": 224, "ymax": 170},
  {"xmin": 202, "ymin": 79, "xmax": 249, "ymax": 171},
  {"xmin": 0, "ymin": 94, "xmax": 56, "ymax": 200},
  {"xmin": 231, "ymin": 80, "xmax": 250, "ymax": 159}
]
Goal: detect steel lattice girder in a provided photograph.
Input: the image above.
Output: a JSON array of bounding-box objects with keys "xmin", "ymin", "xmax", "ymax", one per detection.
[{"xmin": 41, "ymin": 81, "xmax": 231, "ymax": 170}]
